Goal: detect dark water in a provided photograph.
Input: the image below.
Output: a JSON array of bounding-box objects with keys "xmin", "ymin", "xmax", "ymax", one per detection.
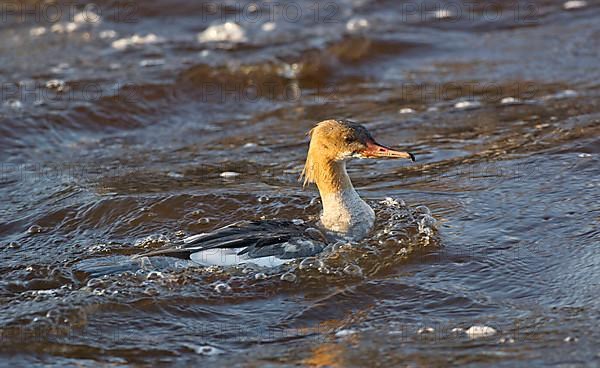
[{"xmin": 1, "ymin": 0, "xmax": 600, "ymax": 366}]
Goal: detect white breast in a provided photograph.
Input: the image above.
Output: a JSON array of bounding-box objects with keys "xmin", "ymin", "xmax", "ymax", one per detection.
[{"xmin": 320, "ymin": 188, "xmax": 375, "ymax": 240}]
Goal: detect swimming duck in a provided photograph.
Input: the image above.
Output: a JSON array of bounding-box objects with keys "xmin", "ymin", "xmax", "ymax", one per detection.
[{"xmin": 137, "ymin": 119, "xmax": 414, "ymax": 266}]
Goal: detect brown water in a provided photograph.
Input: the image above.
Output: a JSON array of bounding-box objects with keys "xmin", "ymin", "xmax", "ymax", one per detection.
[{"xmin": 1, "ymin": 0, "xmax": 600, "ymax": 366}]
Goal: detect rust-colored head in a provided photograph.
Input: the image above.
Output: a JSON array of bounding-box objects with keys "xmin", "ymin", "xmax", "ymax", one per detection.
[{"xmin": 301, "ymin": 119, "xmax": 414, "ymax": 188}]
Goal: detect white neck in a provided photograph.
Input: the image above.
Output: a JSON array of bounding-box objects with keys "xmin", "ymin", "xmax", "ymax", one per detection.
[{"xmin": 316, "ymin": 161, "xmax": 375, "ymax": 240}]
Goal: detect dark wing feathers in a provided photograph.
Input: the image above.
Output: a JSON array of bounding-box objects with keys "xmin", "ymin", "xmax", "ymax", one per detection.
[{"xmin": 134, "ymin": 220, "xmax": 325, "ymax": 260}]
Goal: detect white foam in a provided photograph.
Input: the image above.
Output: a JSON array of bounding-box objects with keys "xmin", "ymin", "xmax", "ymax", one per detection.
[
  {"xmin": 139, "ymin": 59, "xmax": 165, "ymax": 67},
  {"xmin": 399, "ymin": 108, "xmax": 415, "ymax": 114},
  {"xmin": 466, "ymin": 325, "xmax": 497, "ymax": 338},
  {"xmin": 563, "ymin": 1, "xmax": 587, "ymax": 10},
  {"xmin": 183, "ymin": 344, "xmax": 224, "ymax": 355},
  {"xmin": 100, "ymin": 30, "xmax": 118, "ymax": 39},
  {"xmin": 261, "ymin": 22, "xmax": 276, "ymax": 32},
  {"xmin": 501, "ymin": 96, "xmax": 521, "ymax": 105},
  {"xmin": 74, "ymin": 10, "xmax": 101, "ymax": 24},
  {"xmin": 454, "ymin": 100, "xmax": 481, "ymax": 109},
  {"xmin": 111, "ymin": 33, "xmax": 163, "ymax": 50},
  {"xmin": 433, "ymin": 9, "xmax": 454, "ymax": 19},
  {"xmin": 220, "ymin": 171, "xmax": 240, "ymax": 178},
  {"xmin": 51, "ymin": 23, "xmax": 78, "ymax": 33},
  {"xmin": 46, "ymin": 79, "xmax": 66, "ymax": 91},
  {"xmin": 335, "ymin": 329, "xmax": 357, "ymax": 337},
  {"xmin": 346, "ymin": 18, "xmax": 369, "ymax": 32},
  {"xmin": 4, "ymin": 100, "xmax": 23, "ymax": 109},
  {"xmin": 197, "ymin": 22, "xmax": 247, "ymax": 43},
  {"xmin": 30, "ymin": 27, "xmax": 46, "ymax": 37}
]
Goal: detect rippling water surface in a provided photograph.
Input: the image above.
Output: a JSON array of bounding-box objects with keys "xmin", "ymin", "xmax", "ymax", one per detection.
[{"xmin": 1, "ymin": 0, "xmax": 599, "ymax": 366}]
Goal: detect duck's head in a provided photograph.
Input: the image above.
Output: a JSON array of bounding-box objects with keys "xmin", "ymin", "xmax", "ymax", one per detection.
[{"xmin": 302, "ymin": 119, "xmax": 415, "ymax": 186}]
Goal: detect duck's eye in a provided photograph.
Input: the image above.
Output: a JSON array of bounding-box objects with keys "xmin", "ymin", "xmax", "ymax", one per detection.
[{"xmin": 344, "ymin": 136, "xmax": 353, "ymax": 143}]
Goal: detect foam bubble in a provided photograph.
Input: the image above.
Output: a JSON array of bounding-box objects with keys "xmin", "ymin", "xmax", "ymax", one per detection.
[
  {"xmin": 335, "ymin": 329, "xmax": 357, "ymax": 337},
  {"xmin": 197, "ymin": 22, "xmax": 247, "ymax": 43},
  {"xmin": 346, "ymin": 18, "xmax": 369, "ymax": 32},
  {"xmin": 213, "ymin": 282, "xmax": 232, "ymax": 293},
  {"xmin": 111, "ymin": 34, "xmax": 163, "ymax": 50},
  {"xmin": 220, "ymin": 171, "xmax": 241, "ymax": 178},
  {"xmin": 454, "ymin": 100, "xmax": 481, "ymax": 109},
  {"xmin": 417, "ymin": 327, "xmax": 435, "ymax": 334},
  {"xmin": 261, "ymin": 22, "xmax": 276, "ymax": 32},
  {"xmin": 466, "ymin": 325, "xmax": 497, "ymax": 338},
  {"xmin": 280, "ymin": 272, "xmax": 296, "ymax": 282},
  {"xmin": 563, "ymin": 1, "xmax": 587, "ymax": 10},
  {"xmin": 30, "ymin": 27, "xmax": 46, "ymax": 37},
  {"xmin": 501, "ymin": 97, "xmax": 521, "ymax": 105}
]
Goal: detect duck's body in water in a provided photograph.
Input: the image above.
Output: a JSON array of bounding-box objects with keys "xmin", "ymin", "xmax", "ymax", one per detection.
[{"xmin": 136, "ymin": 119, "xmax": 415, "ymax": 266}]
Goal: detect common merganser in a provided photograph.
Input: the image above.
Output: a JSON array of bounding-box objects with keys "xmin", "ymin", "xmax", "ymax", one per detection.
[{"xmin": 137, "ymin": 119, "xmax": 415, "ymax": 266}]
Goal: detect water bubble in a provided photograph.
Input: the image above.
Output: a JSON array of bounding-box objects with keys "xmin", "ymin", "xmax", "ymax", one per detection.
[
  {"xmin": 433, "ymin": 9, "xmax": 454, "ymax": 19},
  {"xmin": 418, "ymin": 214, "xmax": 437, "ymax": 232},
  {"xmin": 220, "ymin": 171, "xmax": 240, "ymax": 178},
  {"xmin": 185, "ymin": 344, "xmax": 225, "ymax": 355},
  {"xmin": 27, "ymin": 225, "xmax": 43, "ymax": 234},
  {"xmin": 261, "ymin": 22, "xmax": 276, "ymax": 32},
  {"xmin": 318, "ymin": 266, "xmax": 331, "ymax": 274},
  {"xmin": 258, "ymin": 195, "xmax": 270, "ymax": 202},
  {"xmin": 111, "ymin": 33, "xmax": 163, "ymax": 50},
  {"xmin": 498, "ymin": 337, "xmax": 515, "ymax": 344},
  {"xmin": 197, "ymin": 22, "xmax": 247, "ymax": 43},
  {"xmin": 343, "ymin": 264, "xmax": 363, "ymax": 277},
  {"xmin": 465, "ymin": 325, "xmax": 497, "ymax": 339},
  {"xmin": 564, "ymin": 336, "xmax": 578, "ymax": 342},
  {"xmin": 415, "ymin": 206, "xmax": 431, "ymax": 215},
  {"xmin": 335, "ymin": 329, "xmax": 357, "ymax": 337},
  {"xmin": 146, "ymin": 271, "xmax": 163, "ymax": 280},
  {"xmin": 399, "ymin": 108, "xmax": 415, "ymax": 114},
  {"xmin": 46, "ymin": 79, "xmax": 66, "ymax": 91},
  {"xmin": 454, "ymin": 100, "xmax": 480, "ymax": 110},
  {"xmin": 140, "ymin": 59, "xmax": 165, "ymax": 67},
  {"xmin": 417, "ymin": 327, "xmax": 435, "ymax": 334},
  {"xmin": 346, "ymin": 18, "xmax": 369, "ymax": 32},
  {"xmin": 280, "ymin": 273, "xmax": 296, "ymax": 282},
  {"xmin": 299, "ymin": 257, "xmax": 320, "ymax": 270},
  {"xmin": 254, "ymin": 272, "xmax": 267, "ymax": 280},
  {"xmin": 30, "ymin": 27, "xmax": 46, "ymax": 37},
  {"xmin": 7, "ymin": 241, "xmax": 20, "ymax": 249},
  {"xmin": 51, "ymin": 22, "xmax": 78, "ymax": 33},
  {"xmin": 31, "ymin": 316, "xmax": 52, "ymax": 328},
  {"xmin": 4, "ymin": 99, "xmax": 23, "ymax": 110},
  {"xmin": 74, "ymin": 10, "xmax": 101, "ymax": 25},
  {"xmin": 563, "ymin": 1, "xmax": 587, "ymax": 10},
  {"xmin": 501, "ymin": 96, "xmax": 521, "ymax": 105},
  {"xmin": 214, "ymin": 282, "xmax": 231, "ymax": 293},
  {"xmin": 99, "ymin": 30, "xmax": 118, "ymax": 39}
]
